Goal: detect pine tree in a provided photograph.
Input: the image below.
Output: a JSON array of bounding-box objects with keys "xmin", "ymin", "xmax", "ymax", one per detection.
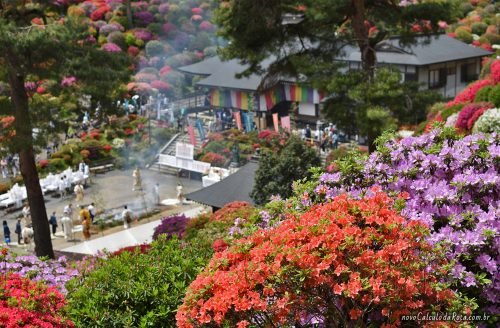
[{"xmin": 0, "ymin": 1, "xmax": 130, "ymax": 258}]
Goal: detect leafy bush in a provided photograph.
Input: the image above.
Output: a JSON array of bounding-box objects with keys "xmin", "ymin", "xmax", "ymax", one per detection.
[
  {"xmin": 152, "ymin": 214, "xmax": 189, "ymax": 241},
  {"xmin": 49, "ymin": 158, "xmax": 67, "ymax": 172},
  {"xmin": 66, "ymin": 237, "xmax": 207, "ymax": 327},
  {"xmin": 472, "ymin": 107, "xmax": 500, "ymax": 133},
  {"xmin": 145, "ymin": 40, "xmax": 164, "ymax": 57},
  {"xmin": 111, "ymin": 244, "xmax": 151, "ymax": 257},
  {"xmin": 177, "ymin": 191, "xmax": 458, "ymax": 327},
  {"xmin": 0, "ymin": 251, "xmax": 79, "ymax": 294},
  {"xmin": 455, "ymin": 27, "xmax": 473, "ymax": 43},
  {"xmin": 0, "ymin": 272, "xmax": 74, "ymax": 327},
  {"xmin": 199, "ymin": 151, "xmax": 226, "ymax": 167},
  {"xmin": 488, "ymin": 84, "xmax": 500, "ymax": 107},
  {"xmin": 209, "ymin": 201, "xmax": 255, "ymax": 223},
  {"xmin": 307, "ymin": 128, "xmax": 498, "ymax": 317},
  {"xmin": 455, "ymin": 102, "xmax": 493, "ymax": 131}
]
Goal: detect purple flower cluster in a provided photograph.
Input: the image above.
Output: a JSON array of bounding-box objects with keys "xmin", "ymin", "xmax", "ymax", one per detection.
[
  {"xmin": 102, "ymin": 42, "xmax": 122, "ymax": 53},
  {"xmin": 152, "ymin": 214, "xmax": 189, "ymax": 241},
  {"xmin": 0, "ymin": 254, "xmax": 79, "ymax": 294},
  {"xmin": 134, "ymin": 11, "xmax": 155, "ymax": 26},
  {"xmin": 312, "ymin": 128, "xmax": 499, "ymax": 313}
]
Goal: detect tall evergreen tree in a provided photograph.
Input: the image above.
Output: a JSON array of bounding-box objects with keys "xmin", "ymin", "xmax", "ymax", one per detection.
[
  {"xmin": 215, "ymin": 0, "xmax": 454, "ymax": 150},
  {"xmin": 0, "ymin": 1, "xmax": 130, "ymax": 258}
]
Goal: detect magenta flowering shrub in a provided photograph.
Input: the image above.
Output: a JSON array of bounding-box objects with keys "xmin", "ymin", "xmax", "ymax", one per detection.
[
  {"xmin": 0, "ymin": 252, "xmax": 79, "ymax": 294},
  {"xmin": 102, "ymin": 42, "xmax": 121, "ymax": 52},
  {"xmin": 152, "ymin": 214, "xmax": 189, "ymax": 241},
  {"xmin": 455, "ymin": 102, "xmax": 494, "ymax": 131},
  {"xmin": 306, "ymin": 128, "xmax": 499, "ymax": 314}
]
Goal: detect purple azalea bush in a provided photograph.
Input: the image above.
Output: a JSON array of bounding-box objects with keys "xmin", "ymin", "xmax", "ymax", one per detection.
[
  {"xmin": 306, "ymin": 128, "xmax": 499, "ymax": 314},
  {"xmin": 0, "ymin": 253, "xmax": 79, "ymax": 294},
  {"xmin": 152, "ymin": 214, "xmax": 189, "ymax": 241}
]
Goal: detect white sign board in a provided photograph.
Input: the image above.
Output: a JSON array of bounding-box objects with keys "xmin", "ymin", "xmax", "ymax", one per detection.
[
  {"xmin": 175, "ymin": 142, "xmax": 194, "ymax": 160},
  {"xmin": 158, "ymin": 154, "xmax": 211, "ymax": 174}
]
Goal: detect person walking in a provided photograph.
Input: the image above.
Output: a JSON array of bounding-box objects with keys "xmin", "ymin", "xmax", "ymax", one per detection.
[
  {"xmin": 176, "ymin": 183, "xmax": 183, "ymax": 204},
  {"xmin": 64, "ymin": 203, "xmax": 73, "ymax": 223},
  {"xmin": 88, "ymin": 203, "xmax": 96, "ymax": 223},
  {"xmin": 14, "ymin": 219, "xmax": 22, "ymax": 245},
  {"xmin": 132, "ymin": 167, "xmax": 142, "ymax": 191},
  {"xmin": 60, "ymin": 215, "xmax": 73, "ymax": 240},
  {"xmin": 79, "ymin": 205, "xmax": 91, "ymax": 241},
  {"xmin": 74, "ymin": 183, "xmax": 84, "ymax": 203},
  {"xmin": 3, "ymin": 220, "xmax": 11, "ymax": 246},
  {"xmin": 121, "ymin": 205, "xmax": 133, "ymax": 229},
  {"xmin": 153, "ymin": 183, "xmax": 160, "ymax": 205},
  {"xmin": 22, "ymin": 203, "xmax": 31, "ymax": 226},
  {"xmin": 49, "ymin": 212, "xmax": 58, "ymax": 237}
]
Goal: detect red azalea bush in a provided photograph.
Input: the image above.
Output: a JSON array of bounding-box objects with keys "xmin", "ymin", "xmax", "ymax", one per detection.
[
  {"xmin": 455, "ymin": 102, "xmax": 493, "ymax": 131},
  {"xmin": 0, "ymin": 273, "xmax": 74, "ymax": 327},
  {"xmin": 103, "ymin": 144, "xmax": 112, "ymax": 152},
  {"xmin": 39, "ymin": 159, "xmax": 49, "ymax": 168},
  {"xmin": 200, "ymin": 152, "xmax": 226, "ymax": 167},
  {"xmin": 207, "ymin": 132, "xmax": 224, "ymax": 142},
  {"xmin": 209, "ymin": 201, "xmax": 255, "ymax": 223},
  {"xmin": 177, "ymin": 190, "xmax": 457, "ymax": 327},
  {"xmin": 111, "ymin": 244, "xmax": 152, "ymax": 257},
  {"xmin": 447, "ymin": 79, "xmax": 493, "ymax": 107}
]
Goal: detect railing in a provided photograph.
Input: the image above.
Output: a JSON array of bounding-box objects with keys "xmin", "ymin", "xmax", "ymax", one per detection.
[
  {"xmin": 171, "ymin": 91, "xmax": 206, "ymax": 111},
  {"xmin": 147, "ymin": 133, "xmax": 180, "ymax": 168}
]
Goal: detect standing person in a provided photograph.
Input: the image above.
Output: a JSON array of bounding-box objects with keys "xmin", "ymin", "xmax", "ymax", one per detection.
[
  {"xmin": 22, "ymin": 224, "xmax": 34, "ymax": 246},
  {"xmin": 22, "ymin": 203, "xmax": 31, "ymax": 226},
  {"xmin": 88, "ymin": 203, "xmax": 96, "ymax": 223},
  {"xmin": 14, "ymin": 219, "xmax": 22, "ymax": 245},
  {"xmin": 49, "ymin": 212, "xmax": 58, "ymax": 237},
  {"xmin": 3, "ymin": 220, "xmax": 11, "ymax": 246},
  {"xmin": 74, "ymin": 183, "xmax": 84, "ymax": 203},
  {"xmin": 64, "ymin": 203, "xmax": 73, "ymax": 223},
  {"xmin": 79, "ymin": 205, "xmax": 91, "ymax": 241},
  {"xmin": 60, "ymin": 215, "xmax": 73, "ymax": 240},
  {"xmin": 305, "ymin": 125, "xmax": 312, "ymax": 141},
  {"xmin": 132, "ymin": 167, "xmax": 142, "ymax": 191},
  {"xmin": 1, "ymin": 158, "xmax": 8, "ymax": 178},
  {"xmin": 121, "ymin": 205, "xmax": 133, "ymax": 229},
  {"xmin": 58, "ymin": 176, "xmax": 66, "ymax": 198},
  {"xmin": 152, "ymin": 183, "xmax": 160, "ymax": 205},
  {"xmin": 176, "ymin": 183, "xmax": 183, "ymax": 204}
]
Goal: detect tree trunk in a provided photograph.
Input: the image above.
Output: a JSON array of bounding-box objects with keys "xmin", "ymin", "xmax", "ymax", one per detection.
[
  {"xmin": 126, "ymin": 0, "xmax": 133, "ymax": 28},
  {"xmin": 6, "ymin": 55, "xmax": 54, "ymax": 259},
  {"xmin": 351, "ymin": 0, "xmax": 376, "ymax": 79}
]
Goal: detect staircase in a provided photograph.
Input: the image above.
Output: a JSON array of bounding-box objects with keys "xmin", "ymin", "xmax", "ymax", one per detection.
[{"xmin": 150, "ymin": 126, "xmax": 203, "ymax": 175}]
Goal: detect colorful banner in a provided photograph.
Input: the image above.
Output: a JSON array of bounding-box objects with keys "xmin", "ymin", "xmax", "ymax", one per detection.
[
  {"xmin": 281, "ymin": 116, "xmax": 291, "ymax": 132},
  {"xmin": 233, "ymin": 111, "xmax": 242, "ymax": 130},
  {"xmin": 262, "ymin": 84, "xmax": 325, "ymax": 110},
  {"xmin": 210, "ymin": 89, "xmax": 253, "ymax": 110},
  {"xmin": 272, "ymin": 113, "xmax": 279, "ymax": 132},
  {"xmin": 195, "ymin": 119, "xmax": 205, "ymax": 142},
  {"xmin": 187, "ymin": 125, "xmax": 196, "ymax": 146}
]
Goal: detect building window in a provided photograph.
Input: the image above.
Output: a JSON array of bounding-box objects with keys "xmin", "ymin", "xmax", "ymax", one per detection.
[
  {"xmin": 461, "ymin": 63, "xmax": 477, "ymax": 82},
  {"xmin": 429, "ymin": 68, "xmax": 446, "ymax": 89},
  {"xmin": 404, "ymin": 73, "xmax": 418, "ymax": 82},
  {"xmin": 447, "ymin": 66, "xmax": 455, "ymax": 75}
]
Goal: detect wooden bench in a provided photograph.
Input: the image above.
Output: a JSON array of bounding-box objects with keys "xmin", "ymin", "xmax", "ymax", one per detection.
[{"xmin": 89, "ymin": 163, "xmax": 114, "ymax": 175}]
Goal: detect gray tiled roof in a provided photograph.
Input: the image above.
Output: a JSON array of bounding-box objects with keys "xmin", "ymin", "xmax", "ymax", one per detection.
[
  {"xmin": 185, "ymin": 161, "xmax": 258, "ymax": 208},
  {"xmin": 178, "ymin": 35, "xmax": 492, "ymax": 90},
  {"xmin": 341, "ymin": 35, "xmax": 492, "ymax": 66}
]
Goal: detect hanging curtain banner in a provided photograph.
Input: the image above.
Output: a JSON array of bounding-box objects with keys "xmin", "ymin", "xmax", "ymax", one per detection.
[
  {"xmin": 281, "ymin": 116, "xmax": 291, "ymax": 132},
  {"xmin": 272, "ymin": 113, "xmax": 279, "ymax": 132},
  {"xmin": 233, "ymin": 111, "xmax": 242, "ymax": 130},
  {"xmin": 187, "ymin": 125, "xmax": 196, "ymax": 146},
  {"xmin": 245, "ymin": 111, "xmax": 254, "ymax": 132},
  {"xmin": 241, "ymin": 111, "xmax": 248, "ymax": 132},
  {"xmin": 264, "ymin": 86, "xmax": 286, "ymax": 110},
  {"xmin": 210, "ymin": 89, "xmax": 253, "ymax": 110},
  {"xmin": 195, "ymin": 119, "xmax": 205, "ymax": 142}
]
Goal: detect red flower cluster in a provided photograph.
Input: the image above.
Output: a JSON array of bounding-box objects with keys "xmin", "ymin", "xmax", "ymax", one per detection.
[
  {"xmin": 209, "ymin": 201, "xmax": 254, "ymax": 223},
  {"xmin": 200, "ymin": 152, "xmax": 226, "ymax": 167},
  {"xmin": 111, "ymin": 244, "xmax": 151, "ymax": 257},
  {"xmin": 455, "ymin": 102, "xmax": 493, "ymax": 131},
  {"xmin": 446, "ymin": 79, "xmax": 493, "ymax": 107},
  {"xmin": 0, "ymin": 273, "xmax": 74, "ymax": 327},
  {"xmin": 177, "ymin": 190, "xmax": 455, "ymax": 327}
]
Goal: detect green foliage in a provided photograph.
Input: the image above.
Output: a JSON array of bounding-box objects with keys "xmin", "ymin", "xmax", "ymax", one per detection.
[
  {"xmin": 471, "ymin": 22, "xmax": 488, "ymax": 35},
  {"xmin": 487, "ymin": 84, "xmax": 500, "ymax": 107},
  {"xmin": 455, "ymin": 28, "xmax": 473, "ymax": 43},
  {"xmin": 145, "ymin": 40, "xmax": 164, "ymax": 57},
  {"xmin": 66, "ymin": 236, "xmax": 208, "ymax": 327},
  {"xmin": 475, "ymin": 85, "xmax": 492, "ymax": 103},
  {"xmin": 251, "ymin": 135, "xmax": 321, "ymax": 205}
]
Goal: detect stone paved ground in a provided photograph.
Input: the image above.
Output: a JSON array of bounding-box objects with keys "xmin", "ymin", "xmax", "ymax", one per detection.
[{"xmin": 1, "ymin": 169, "xmax": 204, "ymax": 252}]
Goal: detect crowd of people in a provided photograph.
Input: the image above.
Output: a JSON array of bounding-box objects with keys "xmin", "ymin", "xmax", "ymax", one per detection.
[{"xmin": 0, "ymin": 154, "xmax": 20, "ymax": 179}]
